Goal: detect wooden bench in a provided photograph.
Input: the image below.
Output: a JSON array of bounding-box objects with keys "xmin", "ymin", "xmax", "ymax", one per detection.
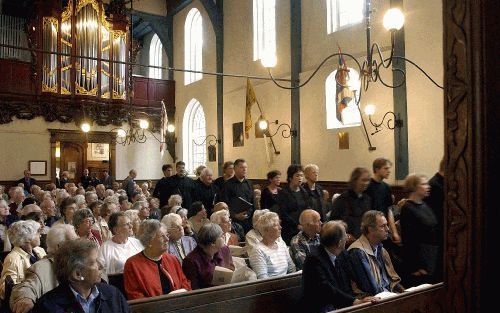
[{"xmin": 129, "ymin": 272, "xmax": 302, "ymax": 313}]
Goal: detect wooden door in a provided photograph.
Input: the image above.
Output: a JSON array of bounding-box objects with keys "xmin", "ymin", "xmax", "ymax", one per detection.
[{"xmin": 60, "ymin": 142, "xmax": 85, "ymax": 184}]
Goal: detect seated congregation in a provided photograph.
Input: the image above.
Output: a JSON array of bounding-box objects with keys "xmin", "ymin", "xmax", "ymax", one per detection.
[{"xmin": 0, "ymin": 157, "xmax": 443, "ymax": 313}]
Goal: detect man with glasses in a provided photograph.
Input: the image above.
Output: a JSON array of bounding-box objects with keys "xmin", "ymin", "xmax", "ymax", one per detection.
[{"xmin": 348, "ymin": 210, "xmax": 404, "ymax": 296}]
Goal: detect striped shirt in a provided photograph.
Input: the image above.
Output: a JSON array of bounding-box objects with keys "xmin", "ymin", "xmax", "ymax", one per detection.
[{"xmin": 249, "ymin": 240, "xmax": 296, "ymax": 279}]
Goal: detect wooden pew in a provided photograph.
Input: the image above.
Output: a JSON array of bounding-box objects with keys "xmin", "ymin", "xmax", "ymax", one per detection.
[{"xmin": 129, "ymin": 272, "xmax": 302, "ymax": 313}]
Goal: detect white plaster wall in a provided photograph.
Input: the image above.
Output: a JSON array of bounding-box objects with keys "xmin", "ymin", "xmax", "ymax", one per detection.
[
  {"xmin": 0, "ymin": 118, "xmax": 172, "ymax": 181},
  {"xmin": 173, "ymin": 1, "xmax": 218, "ymax": 175},
  {"xmin": 135, "ymin": 32, "xmax": 169, "ymax": 79}
]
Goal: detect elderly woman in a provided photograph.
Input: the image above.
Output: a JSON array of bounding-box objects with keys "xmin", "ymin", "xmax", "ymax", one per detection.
[
  {"xmin": 8, "ymin": 186, "xmax": 25, "ymax": 215},
  {"xmin": 400, "ymin": 173, "xmax": 439, "ymax": 286},
  {"xmin": 0, "ymin": 185, "xmax": 8, "ymax": 201},
  {"xmin": 73, "ymin": 208, "xmax": 102, "ymax": 246},
  {"xmin": 210, "ymin": 210, "xmax": 239, "ymax": 246},
  {"xmin": 124, "ymin": 219, "xmax": 191, "ymax": 300},
  {"xmin": 54, "ymin": 197, "xmax": 76, "ymax": 226},
  {"xmin": 148, "ymin": 197, "xmax": 161, "ymax": 220},
  {"xmin": 245, "ymin": 209, "xmax": 270, "ymax": 253},
  {"xmin": 10, "ymin": 224, "xmax": 77, "ymax": 313},
  {"xmin": 249, "ymin": 212, "xmax": 296, "ymax": 280},
  {"xmin": 33, "ymin": 239, "xmax": 130, "ymax": 313},
  {"xmin": 162, "ymin": 194, "xmax": 183, "ymax": 217},
  {"xmin": 98, "ymin": 212, "xmax": 143, "ymax": 275},
  {"xmin": 1, "ymin": 199, "xmax": 17, "ymax": 236},
  {"xmin": 161, "ymin": 213, "xmax": 197, "ymax": 264},
  {"xmin": 124, "ymin": 209, "xmax": 141, "ymax": 236},
  {"xmin": 92, "ymin": 202, "xmax": 115, "ymax": 242},
  {"xmin": 176, "ymin": 208, "xmax": 194, "ymax": 237},
  {"xmin": 140, "ymin": 183, "xmax": 151, "ymax": 198},
  {"xmin": 132, "ymin": 200, "xmax": 150, "ymax": 221},
  {"xmin": 188, "ymin": 201, "xmax": 210, "ymax": 235},
  {"xmin": 182, "ymin": 223, "xmax": 234, "ymax": 289},
  {"xmin": 0, "ymin": 220, "xmax": 46, "ymax": 299}
]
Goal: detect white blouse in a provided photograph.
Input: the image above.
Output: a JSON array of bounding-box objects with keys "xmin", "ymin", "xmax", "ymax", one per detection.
[{"xmin": 98, "ymin": 237, "xmax": 143, "ymax": 275}]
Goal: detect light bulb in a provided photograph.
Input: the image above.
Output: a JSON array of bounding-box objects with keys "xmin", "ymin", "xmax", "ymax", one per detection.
[
  {"xmin": 258, "ymin": 118, "xmax": 269, "ymax": 130},
  {"xmin": 81, "ymin": 122, "xmax": 91, "ymax": 133},
  {"xmin": 364, "ymin": 104, "xmax": 376, "ymax": 116},
  {"xmin": 167, "ymin": 124, "xmax": 176, "ymax": 133},
  {"xmin": 55, "ymin": 147, "xmax": 60, "ymax": 158},
  {"xmin": 117, "ymin": 129, "xmax": 127, "ymax": 138},
  {"xmin": 139, "ymin": 119, "xmax": 149, "ymax": 129},
  {"xmin": 383, "ymin": 8, "xmax": 405, "ymax": 31},
  {"xmin": 261, "ymin": 51, "xmax": 277, "ymax": 68}
]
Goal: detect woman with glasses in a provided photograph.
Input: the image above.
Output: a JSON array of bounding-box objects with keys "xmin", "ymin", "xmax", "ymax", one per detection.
[
  {"xmin": 98, "ymin": 212, "xmax": 143, "ymax": 275},
  {"xmin": 73, "ymin": 208, "xmax": 102, "ymax": 246},
  {"xmin": 161, "ymin": 213, "xmax": 197, "ymax": 264},
  {"xmin": 123, "ymin": 219, "xmax": 191, "ymax": 300}
]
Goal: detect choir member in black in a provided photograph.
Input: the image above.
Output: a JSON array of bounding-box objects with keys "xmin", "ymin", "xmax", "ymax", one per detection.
[
  {"xmin": 192, "ymin": 167, "xmax": 220, "ymax": 217},
  {"xmin": 158, "ymin": 161, "xmax": 194, "ymax": 212},
  {"xmin": 213, "ymin": 161, "xmax": 234, "ymax": 190},
  {"xmin": 276, "ymin": 164, "xmax": 312, "ymax": 245},
  {"xmin": 329, "ymin": 167, "xmax": 371, "ymax": 246},
  {"xmin": 303, "ymin": 164, "xmax": 325, "ymax": 221},
  {"xmin": 400, "ymin": 174, "xmax": 439, "ymax": 286},
  {"xmin": 80, "ymin": 168, "xmax": 92, "ymax": 189},
  {"xmin": 153, "ymin": 164, "xmax": 174, "ymax": 207},
  {"xmin": 260, "ymin": 170, "xmax": 281, "ymax": 211},
  {"xmin": 365, "ymin": 158, "xmax": 401, "ymax": 244},
  {"xmin": 221, "ymin": 159, "xmax": 253, "ymax": 233}
]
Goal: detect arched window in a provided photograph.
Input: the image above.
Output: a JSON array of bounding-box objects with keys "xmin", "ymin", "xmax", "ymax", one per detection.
[
  {"xmin": 327, "ymin": 0, "xmax": 364, "ymax": 34},
  {"xmin": 253, "ymin": 0, "xmax": 276, "ymax": 61},
  {"xmin": 325, "ymin": 68, "xmax": 361, "ymax": 129},
  {"xmin": 149, "ymin": 34, "xmax": 162, "ymax": 79},
  {"xmin": 183, "ymin": 99, "xmax": 207, "ymax": 174},
  {"xmin": 184, "ymin": 8, "xmax": 203, "ymax": 85}
]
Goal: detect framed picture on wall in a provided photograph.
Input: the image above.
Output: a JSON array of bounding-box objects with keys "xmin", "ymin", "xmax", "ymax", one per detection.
[
  {"xmin": 232, "ymin": 122, "xmax": 244, "ymax": 147},
  {"xmin": 28, "ymin": 160, "xmax": 47, "ymax": 176},
  {"xmin": 90, "ymin": 143, "xmax": 109, "ymax": 160}
]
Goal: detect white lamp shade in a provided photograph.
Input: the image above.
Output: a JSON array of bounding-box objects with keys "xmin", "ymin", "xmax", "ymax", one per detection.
[
  {"xmin": 139, "ymin": 119, "xmax": 149, "ymax": 129},
  {"xmin": 81, "ymin": 122, "xmax": 91, "ymax": 133},
  {"xmin": 261, "ymin": 51, "xmax": 277, "ymax": 68},
  {"xmin": 383, "ymin": 8, "xmax": 405, "ymax": 31},
  {"xmin": 259, "ymin": 119, "xmax": 269, "ymax": 130},
  {"xmin": 167, "ymin": 124, "xmax": 176, "ymax": 133},
  {"xmin": 364, "ymin": 104, "xmax": 376, "ymax": 116}
]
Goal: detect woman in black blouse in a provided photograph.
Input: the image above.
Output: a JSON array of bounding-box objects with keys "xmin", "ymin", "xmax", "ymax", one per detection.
[
  {"xmin": 260, "ymin": 170, "xmax": 282, "ymax": 211},
  {"xmin": 400, "ymin": 173, "xmax": 439, "ymax": 286},
  {"xmin": 276, "ymin": 165, "xmax": 312, "ymax": 244}
]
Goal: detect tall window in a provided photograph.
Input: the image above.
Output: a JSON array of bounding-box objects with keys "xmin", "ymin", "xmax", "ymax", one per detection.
[
  {"xmin": 253, "ymin": 0, "xmax": 276, "ymax": 61},
  {"xmin": 325, "ymin": 68, "xmax": 361, "ymax": 129},
  {"xmin": 183, "ymin": 99, "xmax": 207, "ymax": 174},
  {"xmin": 149, "ymin": 34, "xmax": 162, "ymax": 79},
  {"xmin": 184, "ymin": 8, "xmax": 203, "ymax": 85},
  {"xmin": 327, "ymin": 0, "xmax": 364, "ymax": 34}
]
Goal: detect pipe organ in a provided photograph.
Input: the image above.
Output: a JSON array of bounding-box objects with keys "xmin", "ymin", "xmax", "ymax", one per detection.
[{"xmin": 39, "ymin": 0, "xmax": 128, "ymax": 100}]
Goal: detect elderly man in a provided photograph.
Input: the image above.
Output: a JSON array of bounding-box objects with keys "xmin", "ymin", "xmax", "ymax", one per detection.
[
  {"xmin": 85, "ymin": 191, "xmax": 98, "ymax": 206},
  {"xmin": 8, "ymin": 186, "xmax": 25, "ymax": 215},
  {"xmin": 221, "ymin": 159, "xmax": 254, "ymax": 232},
  {"xmin": 122, "ymin": 169, "xmax": 137, "ymax": 201},
  {"xmin": 302, "ymin": 164, "xmax": 325, "ymax": 220},
  {"xmin": 289, "ymin": 209, "xmax": 322, "ymax": 270},
  {"xmin": 9, "ymin": 224, "xmax": 78, "ymax": 313},
  {"xmin": 40, "ymin": 199, "xmax": 59, "ymax": 228},
  {"xmin": 192, "ymin": 167, "xmax": 220, "ymax": 217},
  {"xmin": 212, "ymin": 201, "xmax": 245, "ymax": 242},
  {"xmin": 95, "ymin": 184, "xmax": 106, "ymax": 201},
  {"xmin": 348, "ymin": 210, "xmax": 405, "ymax": 295},
  {"xmin": 16, "ymin": 170, "xmax": 37, "ymax": 193},
  {"xmin": 302, "ymin": 221, "xmax": 378, "ymax": 313}
]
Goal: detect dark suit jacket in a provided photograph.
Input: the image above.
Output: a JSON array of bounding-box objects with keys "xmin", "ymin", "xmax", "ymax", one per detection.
[
  {"xmin": 16, "ymin": 177, "xmax": 37, "ymax": 191},
  {"xmin": 102, "ymin": 175, "xmax": 114, "ymax": 189},
  {"xmin": 302, "ymin": 246, "xmax": 355, "ymax": 313}
]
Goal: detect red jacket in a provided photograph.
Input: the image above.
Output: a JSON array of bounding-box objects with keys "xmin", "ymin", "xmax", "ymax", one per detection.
[{"xmin": 124, "ymin": 252, "xmax": 191, "ymax": 300}]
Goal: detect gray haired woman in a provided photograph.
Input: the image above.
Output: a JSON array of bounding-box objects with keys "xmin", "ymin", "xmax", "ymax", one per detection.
[
  {"xmin": 161, "ymin": 213, "xmax": 197, "ymax": 264},
  {"xmin": 123, "ymin": 219, "xmax": 191, "ymax": 300},
  {"xmin": 33, "ymin": 239, "xmax": 130, "ymax": 313},
  {"xmin": 73, "ymin": 208, "xmax": 102, "ymax": 246},
  {"xmin": 182, "ymin": 223, "xmax": 234, "ymax": 289},
  {"xmin": 0, "ymin": 220, "xmax": 46, "ymax": 299}
]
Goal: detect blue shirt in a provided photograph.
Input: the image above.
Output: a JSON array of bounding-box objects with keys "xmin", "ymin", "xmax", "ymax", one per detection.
[
  {"xmin": 70, "ymin": 285, "xmax": 100, "ymax": 313},
  {"xmin": 373, "ymin": 243, "xmax": 390, "ymax": 292}
]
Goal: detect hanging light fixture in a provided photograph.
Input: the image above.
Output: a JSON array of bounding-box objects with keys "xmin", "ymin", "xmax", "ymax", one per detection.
[
  {"xmin": 261, "ymin": 0, "xmax": 443, "ymax": 149},
  {"xmin": 257, "ymin": 115, "xmax": 297, "ymax": 138}
]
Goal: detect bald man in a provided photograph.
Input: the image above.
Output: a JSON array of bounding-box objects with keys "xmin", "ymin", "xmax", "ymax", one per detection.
[{"xmin": 289, "ymin": 209, "xmax": 322, "ymax": 269}]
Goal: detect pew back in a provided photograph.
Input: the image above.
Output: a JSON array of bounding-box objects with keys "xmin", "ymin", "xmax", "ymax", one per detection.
[{"xmin": 129, "ymin": 272, "xmax": 302, "ymax": 313}]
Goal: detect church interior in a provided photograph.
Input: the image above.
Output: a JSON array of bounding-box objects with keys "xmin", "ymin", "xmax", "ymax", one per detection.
[{"xmin": 0, "ymin": 0, "xmax": 498, "ymax": 313}]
